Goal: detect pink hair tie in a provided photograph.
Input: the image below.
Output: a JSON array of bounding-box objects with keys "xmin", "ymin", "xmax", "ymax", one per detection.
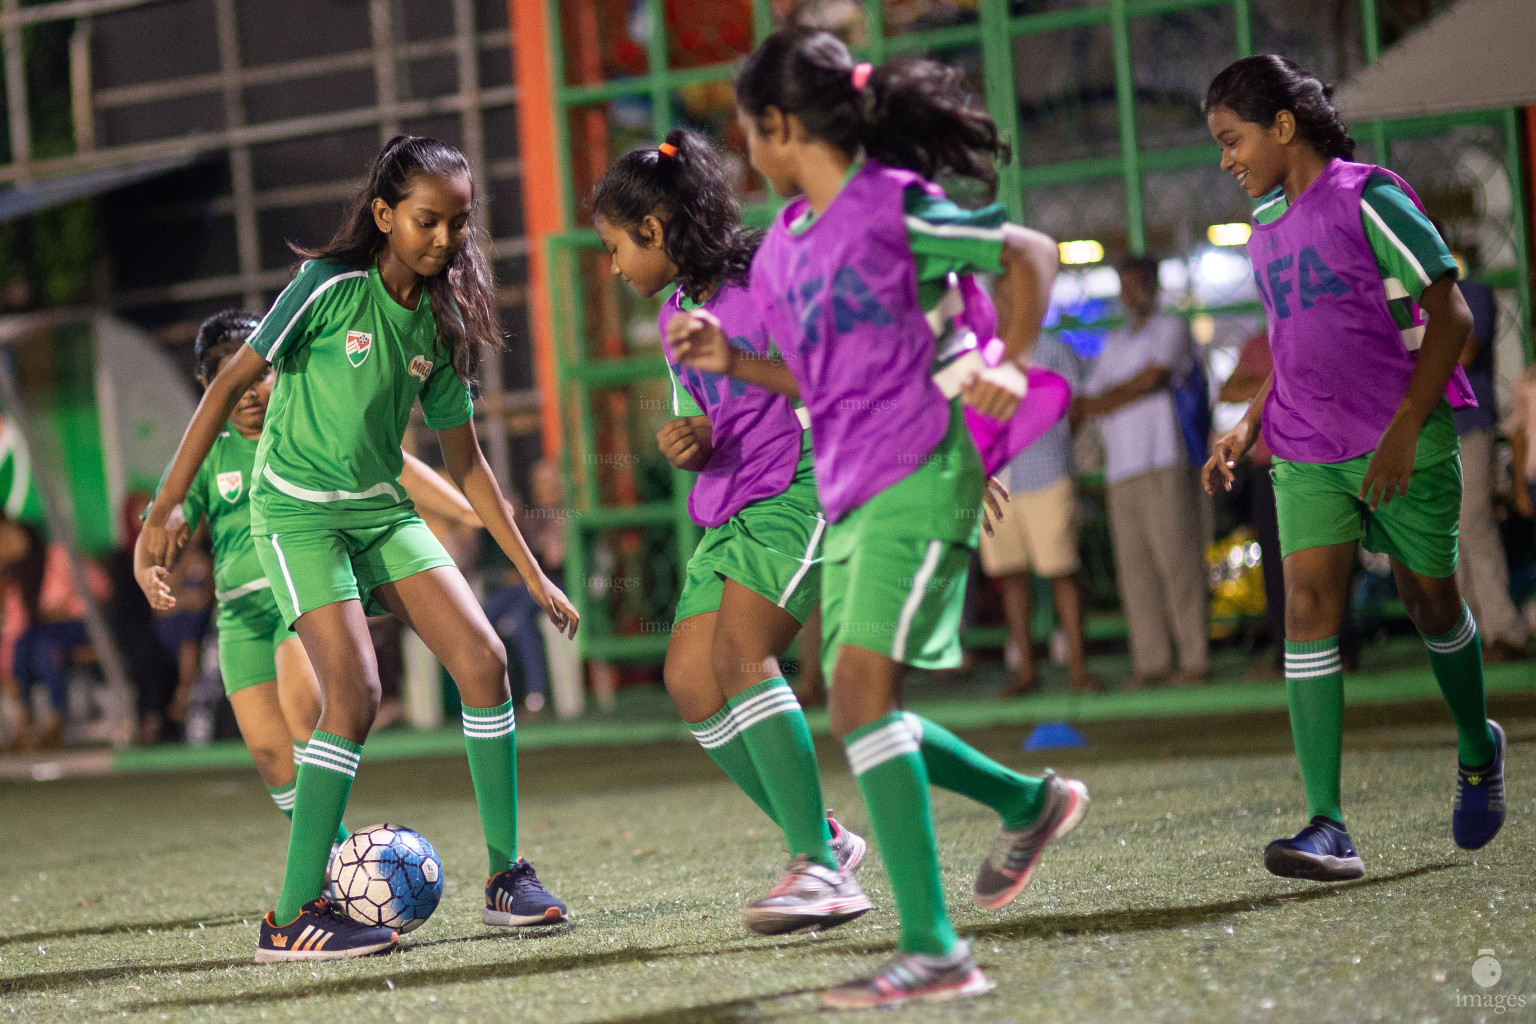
[{"xmin": 851, "ymin": 62, "xmax": 873, "ymax": 90}]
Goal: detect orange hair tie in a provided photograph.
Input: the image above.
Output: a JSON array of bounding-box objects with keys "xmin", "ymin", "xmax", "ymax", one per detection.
[{"xmin": 657, "ymin": 142, "xmax": 678, "ymax": 157}]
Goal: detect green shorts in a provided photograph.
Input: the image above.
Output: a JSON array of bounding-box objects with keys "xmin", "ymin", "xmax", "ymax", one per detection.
[
  {"xmin": 1272, "ymin": 452, "xmax": 1462, "ymax": 579},
  {"xmin": 818, "ymin": 398, "xmax": 985, "ymax": 678},
  {"xmin": 253, "ymin": 507, "xmax": 456, "ymax": 627},
  {"xmin": 674, "ymin": 433, "xmax": 825, "ymax": 625},
  {"xmin": 215, "ymin": 587, "xmax": 289, "ymax": 696}
]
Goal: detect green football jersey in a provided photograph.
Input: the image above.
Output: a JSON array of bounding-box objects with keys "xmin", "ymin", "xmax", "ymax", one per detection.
[
  {"xmin": 153, "ymin": 428, "xmax": 269, "ymax": 603},
  {"xmin": 245, "ymin": 258, "xmax": 475, "ymax": 520}
]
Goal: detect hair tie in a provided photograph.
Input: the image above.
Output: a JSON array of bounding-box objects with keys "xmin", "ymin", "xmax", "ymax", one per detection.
[
  {"xmin": 851, "ymin": 63, "xmax": 873, "ymax": 90},
  {"xmin": 657, "ymin": 142, "xmax": 678, "ymax": 158}
]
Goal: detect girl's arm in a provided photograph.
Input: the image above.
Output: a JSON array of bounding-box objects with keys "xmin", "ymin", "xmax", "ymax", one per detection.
[
  {"xmin": 400, "ymin": 450, "xmax": 481, "ymax": 528},
  {"xmin": 964, "ymin": 225, "xmax": 1060, "ymax": 421},
  {"xmin": 437, "ymin": 420, "xmax": 579, "ymax": 638},
  {"xmin": 141, "ymin": 346, "xmax": 270, "ymax": 568},
  {"xmin": 1359, "ymin": 276, "xmax": 1473, "ymax": 509},
  {"xmin": 133, "ymin": 505, "xmax": 189, "ymax": 610},
  {"xmin": 667, "ymin": 311, "xmax": 800, "ymax": 400},
  {"xmin": 1203, "ymin": 371, "xmax": 1272, "ymax": 495}
]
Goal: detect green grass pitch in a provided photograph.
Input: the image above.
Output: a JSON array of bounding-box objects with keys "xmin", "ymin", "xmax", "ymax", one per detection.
[{"xmin": 3, "ymin": 700, "xmax": 1532, "ymax": 1023}]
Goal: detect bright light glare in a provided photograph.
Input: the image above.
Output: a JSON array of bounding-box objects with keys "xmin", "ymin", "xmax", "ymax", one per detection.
[
  {"xmin": 1058, "ymin": 239, "xmax": 1105, "ymax": 265},
  {"xmin": 1207, "ymin": 222, "xmax": 1253, "ymax": 246}
]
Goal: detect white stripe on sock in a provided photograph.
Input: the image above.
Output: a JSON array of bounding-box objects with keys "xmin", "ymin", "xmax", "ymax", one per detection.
[
  {"xmin": 846, "ymin": 720, "xmax": 921, "ymax": 776},
  {"xmin": 1284, "ymin": 649, "xmax": 1340, "ymax": 664},
  {"xmin": 1425, "ymin": 608, "xmax": 1476, "ymax": 653},
  {"xmin": 730, "ymin": 693, "xmax": 803, "ymax": 734},
  {"xmin": 304, "ymin": 737, "xmax": 361, "ymax": 765},
  {"xmin": 691, "ymin": 714, "xmax": 738, "ymax": 750}
]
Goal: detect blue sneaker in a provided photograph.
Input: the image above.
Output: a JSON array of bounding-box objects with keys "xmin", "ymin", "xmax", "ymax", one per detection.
[
  {"xmin": 1263, "ymin": 816, "xmax": 1365, "ymax": 881},
  {"xmin": 254, "ymin": 897, "xmax": 398, "ymax": 963},
  {"xmin": 1453, "ymin": 720, "xmax": 1506, "ymax": 850},
  {"xmin": 483, "ymin": 858, "xmax": 568, "ymax": 927}
]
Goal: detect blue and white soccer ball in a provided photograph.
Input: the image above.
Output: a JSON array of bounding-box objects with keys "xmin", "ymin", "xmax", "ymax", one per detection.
[{"xmin": 329, "ymin": 824, "xmax": 443, "ymax": 934}]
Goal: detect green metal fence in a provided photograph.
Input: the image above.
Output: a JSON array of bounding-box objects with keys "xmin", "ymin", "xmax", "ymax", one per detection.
[{"xmin": 543, "ymin": 0, "xmax": 1533, "ymax": 661}]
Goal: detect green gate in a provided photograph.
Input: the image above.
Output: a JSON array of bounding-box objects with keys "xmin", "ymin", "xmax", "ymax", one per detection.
[{"xmin": 543, "ymin": 0, "xmax": 1533, "ymax": 661}]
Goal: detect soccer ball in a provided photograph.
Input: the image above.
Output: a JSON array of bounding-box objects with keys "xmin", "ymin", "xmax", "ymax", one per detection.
[{"xmin": 328, "ymin": 824, "xmax": 443, "ymax": 934}]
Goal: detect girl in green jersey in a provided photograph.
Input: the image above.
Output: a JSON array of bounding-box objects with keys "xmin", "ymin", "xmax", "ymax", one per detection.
[{"xmin": 142, "ymin": 137, "xmax": 579, "ymax": 962}]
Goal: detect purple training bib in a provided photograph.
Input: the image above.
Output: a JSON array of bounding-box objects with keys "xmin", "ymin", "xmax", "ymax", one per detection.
[
  {"xmin": 657, "ymin": 281, "xmax": 804, "ymax": 527},
  {"xmin": 1249, "ymin": 158, "xmax": 1474, "ymax": 464}
]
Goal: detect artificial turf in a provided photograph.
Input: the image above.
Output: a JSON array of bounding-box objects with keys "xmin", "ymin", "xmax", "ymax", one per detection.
[{"xmin": 4, "ymin": 697, "xmax": 1533, "ymax": 1023}]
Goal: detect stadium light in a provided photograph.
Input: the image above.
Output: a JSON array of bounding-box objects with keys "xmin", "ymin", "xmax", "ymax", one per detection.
[
  {"xmin": 1058, "ymin": 239, "xmax": 1105, "ymax": 265},
  {"xmin": 1206, "ymin": 222, "xmax": 1253, "ymax": 246}
]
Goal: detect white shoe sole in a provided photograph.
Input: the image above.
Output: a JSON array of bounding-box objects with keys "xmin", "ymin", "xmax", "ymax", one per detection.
[
  {"xmin": 743, "ymin": 896, "xmax": 873, "ymax": 936},
  {"xmin": 254, "ymin": 936, "xmax": 397, "ymax": 963},
  {"xmin": 483, "ymin": 906, "xmax": 568, "ymax": 927},
  {"xmin": 821, "ymin": 969, "xmax": 995, "ymax": 1009}
]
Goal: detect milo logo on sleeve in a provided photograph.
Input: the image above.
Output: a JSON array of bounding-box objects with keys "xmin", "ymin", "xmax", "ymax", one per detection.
[
  {"xmin": 345, "ymin": 330, "xmax": 372, "ymax": 367},
  {"xmin": 217, "ymin": 471, "xmax": 243, "ymax": 504},
  {"xmin": 408, "ymin": 355, "xmax": 433, "ymax": 382}
]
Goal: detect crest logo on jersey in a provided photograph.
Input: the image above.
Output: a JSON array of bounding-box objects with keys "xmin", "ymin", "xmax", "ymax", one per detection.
[
  {"xmin": 217, "ymin": 471, "xmax": 243, "ymax": 504},
  {"xmin": 345, "ymin": 330, "xmax": 372, "ymax": 367},
  {"xmin": 408, "ymin": 355, "xmax": 433, "ymax": 382}
]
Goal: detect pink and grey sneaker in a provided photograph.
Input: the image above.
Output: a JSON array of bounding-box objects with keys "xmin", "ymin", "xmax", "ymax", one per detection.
[
  {"xmin": 973, "ymin": 770, "xmax": 1090, "ymax": 909},
  {"xmin": 254, "ymin": 897, "xmax": 397, "ymax": 963},
  {"xmin": 821, "ymin": 941, "xmax": 993, "ymax": 1009},
  {"xmin": 742, "ymin": 856, "xmax": 872, "ymax": 935},
  {"xmin": 827, "ymin": 812, "xmax": 866, "ymax": 874}
]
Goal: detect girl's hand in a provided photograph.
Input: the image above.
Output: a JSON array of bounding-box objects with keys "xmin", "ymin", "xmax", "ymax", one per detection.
[
  {"xmin": 963, "ymin": 361, "xmax": 1027, "ymax": 422},
  {"xmin": 669, "ymin": 310, "xmax": 735, "ymax": 376},
  {"xmin": 528, "ymin": 571, "xmax": 579, "ymax": 639},
  {"xmin": 981, "ymin": 475, "xmax": 1010, "ymax": 538},
  {"xmin": 657, "ymin": 416, "xmax": 713, "ymax": 471},
  {"xmin": 1203, "ymin": 419, "xmax": 1258, "ymax": 494},
  {"xmin": 1360, "ymin": 417, "xmax": 1418, "ymax": 509},
  {"xmin": 136, "ymin": 564, "xmax": 177, "ymax": 611}
]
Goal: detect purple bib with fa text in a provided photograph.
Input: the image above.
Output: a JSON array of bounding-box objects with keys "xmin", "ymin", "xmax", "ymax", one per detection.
[
  {"xmin": 751, "ymin": 161, "xmax": 953, "ymax": 522},
  {"xmin": 1249, "ymin": 158, "xmax": 1474, "ymax": 464},
  {"xmin": 658, "ymin": 281, "xmax": 803, "ymax": 527}
]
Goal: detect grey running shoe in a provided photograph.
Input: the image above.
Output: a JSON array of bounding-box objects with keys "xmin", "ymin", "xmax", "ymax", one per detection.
[
  {"xmin": 743, "ymin": 856, "xmax": 872, "ymax": 935},
  {"xmin": 974, "ymin": 770, "xmax": 1090, "ymax": 909},
  {"xmin": 821, "ymin": 941, "xmax": 993, "ymax": 1009},
  {"xmin": 827, "ymin": 813, "xmax": 866, "ymax": 874}
]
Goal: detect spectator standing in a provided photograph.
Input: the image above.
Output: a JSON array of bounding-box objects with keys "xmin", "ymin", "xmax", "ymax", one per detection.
[
  {"xmin": 1452, "ymin": 273, "xmax": 1527, "ymax": 661},
  {"xmin": 981, "ymin": 332, "xmax": 1102, "ymax": 696},
  {"xmin": 1508, "ymin": 365, "xmax": 1536, "ymax": 531},
  {"xmin": 1074, "ymin": 257, "xmax": 1208, "ymax": 686}
]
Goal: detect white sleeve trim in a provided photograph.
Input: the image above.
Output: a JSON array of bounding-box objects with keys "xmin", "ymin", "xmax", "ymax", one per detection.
[
  {"xmin": 255, "ymin": 265, "xmax": 369, "ymax": 362},
  {"xmin": 1360, "ymin": 197, "xmax": 1431, "ymax": 289},
  {"xmin": 902, "ymin": 214, "xmax": 1005, "ymax": 243}
]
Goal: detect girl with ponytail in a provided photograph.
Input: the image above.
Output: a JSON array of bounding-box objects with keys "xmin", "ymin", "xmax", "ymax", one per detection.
[
  {"xmin": 671, "ymin": 28, "xmax": 1084, "ymax": 1008},
  {"xmin": 141, "ymin": 136, "xmax": 577, "ymax": 961},
  {"xmin": 592, "ymin": 126, "xmax": 872, "ymax": 936},
  {"xmin": 1203, "ymin": 56, "xmax": 1504, "ymax": 881}
]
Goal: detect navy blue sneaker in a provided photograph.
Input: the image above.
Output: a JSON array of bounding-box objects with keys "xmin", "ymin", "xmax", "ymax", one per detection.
[
  {"xmin": 483, "ymin": 858, "xmax": 568, "ymax": 927},
  {"xmin": 1263, "ymin": 816, "xmax": 1365, "ymax": 881},
  {"xmin": 1453, "ymin": 720, "xmax": 1506, "ymax": 850},
  {"xmin": 254, "ymin": 897, "xmax": 397, "ymax": 963}
]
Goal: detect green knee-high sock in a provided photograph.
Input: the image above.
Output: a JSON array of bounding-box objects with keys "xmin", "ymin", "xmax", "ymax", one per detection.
[
  {"xmin": 1284, "ymin": 638, "xmax": 1345, "ymax": 823},
  {"xmin": 1422, "ymin": 605, "xmax": 1497, "ymax": 766},
  {"xmin": 688, "ymin": 705, "xmax": 780, "ymax": 824},
  {"xmin": 274, "ymin": 731, "xmax": 361, "ymax": 923},
  {"xmin": 462, "ymin": 701, "xmax": 520, "ymax": 877},
  {"xmin": 284, "ymin": 742, "xmax": 349, "ymax": 842},
  {"xmin": 846, "ymin": 713, "xmax": 958, "ymax": 957},
  {"xmin": 904, "ymin": 712, "xmax": 1044, "ymax": 828},
  {"xmin": 729, "ymin": 678, "xmax": 836, "ymax": 869}
]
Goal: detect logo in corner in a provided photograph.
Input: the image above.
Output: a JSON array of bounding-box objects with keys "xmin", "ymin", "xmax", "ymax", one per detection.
[
  {"xmin": 345, "ymin": 330, "xmax": 372, "ymax": 368},
  {"xmin": 270, "ymin": 933, "xmax": 288, "ymax": 948},
  {"xmin": 408, "ymin": 355, "xmax": 433, "ymax": 382},
  {"xmin": 216, "ymin": 471, "xmax": 243, "ymax": 504}
]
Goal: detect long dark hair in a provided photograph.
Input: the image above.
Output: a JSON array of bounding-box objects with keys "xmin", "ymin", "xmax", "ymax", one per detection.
[
  {"xmin": 194, "ymin": 309, "xmax": 260, "ymax": 382},
  {"xmin": 1204, "ymin": 55, "xmax": 1356, "ymax": 161},
  {"xmin": 591, "ymin": 127, "xmax": 761, "ymax": 301},
  {"xmin": 293, "ymin": 135, "xmax": 501, "ymax": 386},
  {"xmin": 735, "ymin": 28, "xmax": 1009, "ymax": 186}
]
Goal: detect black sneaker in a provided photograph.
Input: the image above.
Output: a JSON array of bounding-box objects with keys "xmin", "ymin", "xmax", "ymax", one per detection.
[
  {"xmin": 484, "ymin": 858, "xmax": 568, "ymax": 927},
  {"xmin": 1264, "ymin": 816, "xmax": 1365, "ymax": 881},
  {"xmin": 254, "ymin": 897, "xmax": 397, "ymax": 963},
  {"xmin": 1453, "ymin": 720, "xmax": 1506, "ymax": 850},
  {"xmin": 742, "ymin": 856, "xmax": 872, "ymax": 935},
  {"xmin": 973, "ymin": 771, "xmax": 1090, "ymax": 909},
  {"xmin": 821, "ymin": 941, "xmax": 994, "ymax": 1009}
]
